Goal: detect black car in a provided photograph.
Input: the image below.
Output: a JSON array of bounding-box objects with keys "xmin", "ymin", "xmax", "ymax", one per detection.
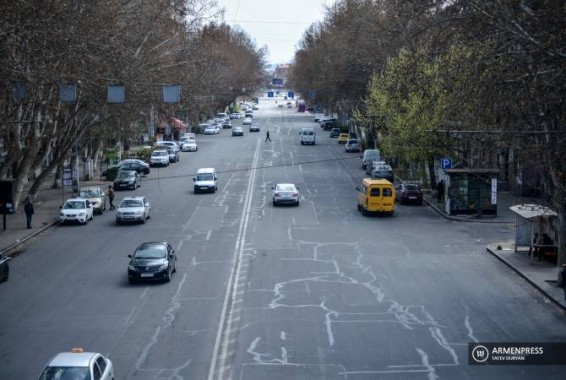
[
  {"xmin": 113, "ymin": 170, "xmax": 141, "ymax": 190},
  {"xmin": 127, "ymin": 242, "xmax": 177, "ymax": 283},
  {"xmin": 329, "ymin": 128, "xmax": 341, "ymax": 138},
  {"xmin": 119, "ymin": 162, "xmax": 150, "ymax": 175},
  {"xmin": 0, "ymin": 254, "xmax": 11, "ymax": 282},
  {"xmin": 321, "ymin": 120, "xmax": 338, "ymax": 131},
  {"xmin": 396, "ymin": 183, "xmax": 423, "ymax": 205},
  {"xmin": 249, "ymin": 124, "xmax": 260, "ymax": 132}
]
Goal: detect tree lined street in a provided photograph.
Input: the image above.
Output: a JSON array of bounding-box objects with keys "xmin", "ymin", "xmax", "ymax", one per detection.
[{"xmin": 1, "ymin": 101, "xmax": 565, "ymax": 379}]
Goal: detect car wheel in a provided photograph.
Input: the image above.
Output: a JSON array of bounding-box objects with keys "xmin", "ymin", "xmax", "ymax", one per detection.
[
  {"xmin": 164, "ymin": 268, "xmax": 171, "ymax": 282},
  {"xmin": 296, "ymin": 200, "xmax": 300, "ymax": 206},
  {"xmin": 273, "ymin": 199, "xmax": 277, "ymax": 207},
  {"xmin": 116, "ymin": 220, "xmax": 121, "ymax": 225},
  {"xmin": 357, "ymin": 204, "xmax": 362, "ymax": 211},
  {"xmin": 128, "ymin": 277, "xmax": 136, "ymax": 285},
  {"xmin": 172, "ymin": 260, "xmax": 177, "ymax": 273},
  {"xmin": 0, "ymin": 266, "xmax": 8, "ymax": 282},
  {"xmin": 141, "ymin": 217, "xmax": 146, "ymax": 224}
]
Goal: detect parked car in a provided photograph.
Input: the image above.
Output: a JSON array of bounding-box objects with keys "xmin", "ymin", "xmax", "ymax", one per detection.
[
  {"xmin": 249, "ymin": 124, "xmax": 260, "ymax": 132},
  {"xmin": 113, "ymin": 170, "xmax": 141, "ymax": 190},
  {"xmin": 59, "ymin": 198, "xmax": 94, "ymax": 225},
  {"xmin": 118, "ymin": 159, "xmax": 150, "ymax": 170},
  {"xmin": 371, "ymin": 163, "xmax": 394, "ymax": 183},
  {"xmin": 166, "ymin": 147, "xmax": 180, "ymax": 163},
  {"xmin": 38, "ymin": 348, "xmax": 114, "ymax": 380},
  {"xmin": 366, "ymin": 160, "xmax": 387, "ymax": 175},
  {"xmin": 345, "ymin": 139, "xmax": 361, "ymax": 153},
  {"xmin": 232, "ymin": 126, "xmax": 244, "ymax": 136},
  {"xmin": 203, "ymin": 125, "xmax": 219, "ymax": 135},
  {"xmin": 155, "ymin": 141, "xmax": 179, "ymax": 152},
  {"xmin": 337, "ymin": 133, "xmax": 349, "ymax": 144},
  {"xmin": 361, "ymin": 149, "xmax": 381, "ymax": 170},
  {"xmin": 329, "ymin": 128, "xmax": 341, "ymax": 138},
  {"xmin": 0, "ymin": 254, "xmax": 11, "ymax": 282},
  {"xmin": 150, "ymin": 150, "xmax": 169, "ymax": 167},
  {"xmin": 119, "ymin": 161, "xmax": 150, "ymax": 175},
  {"xmin": 78, "ymin": 186, "xmax": 106, "ymax": 214},
  {"xmin": 127, "ymin": 241, "xmax": 177, "ymax": 283},
  {"xmin": 321, "ymin": 120, "xmax": 338, "ymax": 131},
  {"xmin": 116, "ymin": 196, "xmax": 151, "ymax": 224},
  {"xmin": 396, "ymin": 183, "xmax": 423, "ymax": 205},
  {"xmin": 222, "ymin": 120, "xmax": 232, "ymax": 128},
  {"xmin": 272, "ymin": 183, "xmax": 300, "ymax": 206}
]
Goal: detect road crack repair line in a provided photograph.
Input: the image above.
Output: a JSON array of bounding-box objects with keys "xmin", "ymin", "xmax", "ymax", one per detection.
[{"xmin": 251, "ymin": 240, "xmax": 460, "ymax": 373}]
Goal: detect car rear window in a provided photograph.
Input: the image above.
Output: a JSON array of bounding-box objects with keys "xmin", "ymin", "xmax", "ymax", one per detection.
[
  {"xmin": 370, "ymin": 188, "xmax": 380, "ymax": 196},
  {"xmin": 383, "ymin": 188, "xmax": 393, "ymax": 196}
]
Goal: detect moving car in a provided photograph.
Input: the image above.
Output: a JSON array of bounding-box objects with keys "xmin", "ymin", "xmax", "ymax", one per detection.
[
  {"xmin": 38, "ymin": 348, "xmax": 114, "ymax": 380},
  {"xmin": 150, "ymin": 150, "xmax": 169, "ymax": 167},
  {"xmin": 116, "ymin": 196, "xmax": 151, "ymax": 224},
  {"xmin": 0, "ymin": 254, "xmax": 11, "ymax": 282},
  {"xmin": 345, "ymin": 139, "xmax": 361, "ymax": 153},
  {"xmin": 118, "ymin": 159, "xmax": 150, "ymax": 171},
  {"xmin": 230, "ymin": 112, "xmax": 241, "ymax": 119},
  {"xmin": 78, "ymin": 186, "xmax": 106, "ymax": 214},
  {"xmin": 337, "ymin": 133, "xmax": 349, "ymax": 144},
  {"xmin": 59, "ymin": 198, "xmax": 94, "ymax": 225},
  {"xmin": 113, "ymin": 170, "xmax": 141, "ymax": 190},
  {"xmin": 249, "ymin": 124, "xmax": 260, "ymax": 132},
  {"xmin": 272, "ymin": 183, "xmax": 300, "ymax": 206},
  {"xmin": 193, "ymin": 168, "xmax": 218, "ymax": 193},
  {"xmin": 300, "ymin": 128, "xmax": 316, "ymax": 145},
  {"xmin": 396, "ymin": 183, "xmax": 423, "ymax": 205},
  {"xmin": 181, "ymin": 140, "xmax": 197, "ymax": 152},
  {"xmin": 232, "ymin": 126, "xmax": 244, "ymax": 136},
  {"xmin": 243, "ymin": 117, "xmax": 252, "ymax": 125},
  {"xmin": 329, "ymin": 128, "xmax": 341, "ymax": 138},
  {"xmin": 127, "ymin": 241, "xmax": 177, "ymax": 283},
  {"xmin": 222, "ymin": 120, "xmax": 232, "ymax": 128},
  {"xmin": 356, "ymin": 178, "xmax": 395, "ymax": 215}
]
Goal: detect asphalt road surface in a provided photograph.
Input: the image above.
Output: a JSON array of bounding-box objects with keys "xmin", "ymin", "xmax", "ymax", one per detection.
[{"xmin": 1, "ymin": 100, "xmax": 565, "ymax": 380}]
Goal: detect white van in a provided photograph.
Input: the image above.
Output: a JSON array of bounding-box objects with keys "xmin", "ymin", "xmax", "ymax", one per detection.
[
  {"xmin": 300, "ymin": 128, "xmax": 316, "ymax": 145},
  {"xmin": 193, "ymin": 168, "xmax": 218, "ymax": 193}
]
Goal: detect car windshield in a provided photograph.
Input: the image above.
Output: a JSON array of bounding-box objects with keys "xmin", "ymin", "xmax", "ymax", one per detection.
[
  {"xmin": 117, "ymin": 172, "xmax": 134, "ymax": 179},
  {"xmin": 153, "ymin": 151, "xmax": 167, "ymax": 157},
  {"xmin": 375, "ymin": 170, "xmax": 392, "ymax": 177},
  {"xmin": 406, "ymin": 184, "xmax": 419, "ymax": 191},
  {"xmin": 135, "ymin": 244, "xmax": 167, "ymax": 259},
  {"xmin": 63, "ymin": 201, "xmax": 84, "ymax": 209},
  {"xmin": 79, "ymin": 190, "xmax": 98, "ymax": 198},
  {"xmin": 39, "ymin": 366, "xmax": 90, "ymax": 380},
  {"xmin": 120, "ymin": 200, "xmax": 143, "ymax": 208},
  {"xmin": 196, "ymin": 173, "xmax": 214, "ymax": 181},
  {"xmin": 277, "ymin": 185, "xmax": 295, "ymax": 192}
]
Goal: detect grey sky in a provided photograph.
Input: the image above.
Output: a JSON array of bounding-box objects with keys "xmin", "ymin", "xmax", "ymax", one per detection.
[{"xmin": 216, "ymin": 0, "xmax": 336, "ymax": 64}]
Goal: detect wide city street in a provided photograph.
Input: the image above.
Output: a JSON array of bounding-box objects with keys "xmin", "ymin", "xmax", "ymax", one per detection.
[{"xmin": 1, "ymin": 100, "xmax": 565, "ymax": 380}]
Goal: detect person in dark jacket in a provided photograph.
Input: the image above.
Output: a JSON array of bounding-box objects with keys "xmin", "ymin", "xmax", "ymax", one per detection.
[
  {"xmin": 108, "ymin": 185, "xmax": 115, "ymax": 210},
  {"xmin": 24, "ymin": 196, "xmax": 34, "ymax": 229},
  {"xmin": 265, "ymin": 130, "xmax": 271, "ymax": 142}
]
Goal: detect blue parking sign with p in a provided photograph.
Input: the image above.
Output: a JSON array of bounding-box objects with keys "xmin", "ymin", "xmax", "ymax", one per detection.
[
  {"xmin": 267, "ymin": 91, "xmax": 274, "ymax": 98},
  {"xmin": 441, "ymin": 158, "xmax": 452, "ymax": 169}
]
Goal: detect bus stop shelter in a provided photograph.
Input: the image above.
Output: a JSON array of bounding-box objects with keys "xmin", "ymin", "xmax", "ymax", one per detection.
[{"xmin": 509, "ymin": 204, "xmax": 558, "ymax": 264}]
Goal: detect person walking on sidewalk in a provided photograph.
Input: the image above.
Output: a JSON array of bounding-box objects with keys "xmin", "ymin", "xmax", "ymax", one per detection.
[
  {"xmin": 265, "ymin": 130, "xmax": 272, "ymax": 142},
  {"xmin": 437, "ymin": 180, "xmax": 445, "ymax": 203},
  {"xmin": 24, "ymin": 196, "xmax": 34, "ymax": 229},
  {"xmin": 561, "ymin": 264, "xmax": 566, "ymax": 302},
  {"xmin": 108, "ymin": 185, "xmax": 115, "ymax": 210}
]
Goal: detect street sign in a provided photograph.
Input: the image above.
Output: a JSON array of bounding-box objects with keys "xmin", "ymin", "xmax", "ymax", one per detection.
[
  {"xmin": 267, "ymin": 91, "xmax": 274, "ymax": 98},
  {"xmin": 288, "ymin": 91, "xmax": 294, "ymax": 99},
  {"xmin": 441, "ymin": 157, "xmax": 452, "ymax": 169}
]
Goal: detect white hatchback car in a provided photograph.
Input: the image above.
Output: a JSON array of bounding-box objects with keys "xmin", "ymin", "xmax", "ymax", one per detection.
[
  {"xmin": 38, "ymin": 347, "xmax": 114, "ymax": 380},
  {"xmin": 181, "ymin": 140, "xmax": 197, "ymax": 152},
  {"xmin": 116, "ymin": 196, "xmax": 151, "ymax": 224},
  {"xmin": 243, "ymin": 117, "xmax": 252, "ymax": 125},
  {"xmin": 59, "ymin": 198, "xmax": 94, "ymax": 225},
  {"xmin": 272, "ymin": 183, "xmax": 300, "ymax": 206}
]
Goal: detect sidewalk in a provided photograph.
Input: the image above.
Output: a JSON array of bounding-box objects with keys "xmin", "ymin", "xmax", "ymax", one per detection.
[
  {"xmin": 424, "ymin": 191, "xmax": 566, "ymax": 311},
  {"xmin": 0, "ymin": 177, "xmax": 108, "ymax": 258},
  {"xmin": 2, "ymin": 179, "xmax": 565, "ymax": 310}
]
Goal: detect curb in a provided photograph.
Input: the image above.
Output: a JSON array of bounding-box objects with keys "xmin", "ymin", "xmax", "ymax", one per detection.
[
  {"xmin": 423, "ymin": 198, "xmax": 513, "ymax": 224},
  {"xmin": 486, "ymin": 246, "xmax": 566, "ymax": 312},
  {"xmin": 0, "ymin": 219, "xmax": 59, "ymax": 257}
]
